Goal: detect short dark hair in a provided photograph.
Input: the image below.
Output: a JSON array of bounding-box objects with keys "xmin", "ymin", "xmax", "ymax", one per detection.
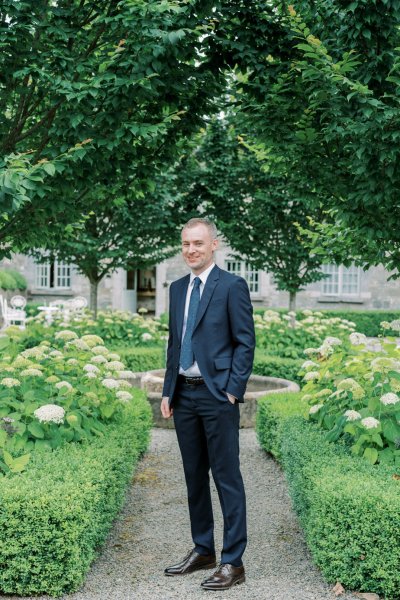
[{"xmin": 182, "ymin": 217, "xmax": 218, "ymax": 239}]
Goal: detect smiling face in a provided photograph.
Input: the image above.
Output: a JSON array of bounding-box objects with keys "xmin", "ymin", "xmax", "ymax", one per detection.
[{"xmin": 181, "ymin": 223, "xmax": 218, "ymax": 275}]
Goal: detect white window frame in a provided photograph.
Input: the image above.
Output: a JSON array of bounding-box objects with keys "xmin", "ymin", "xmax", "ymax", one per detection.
[
  {"xmin": 321, "ymin": 264, "xmax": 361, "ymax": 296},
  {"xmin": 225, "ymin": 260, "xmax": 260, "ymax": 296},
  {"xmin": 35, "ymin": 260, "xmax": 72, "ymax": 290}
]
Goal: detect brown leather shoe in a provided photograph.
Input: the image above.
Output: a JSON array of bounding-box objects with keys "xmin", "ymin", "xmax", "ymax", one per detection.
[
  {"xmin": 164, "ymin": 549, "xmax": 216, "ymax": 576},
  {"xmin": 200, "ymin": 563, "xmax": 245, "ymax": 589}
]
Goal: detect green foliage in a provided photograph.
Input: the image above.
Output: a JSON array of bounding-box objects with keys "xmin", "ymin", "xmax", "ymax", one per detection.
[
  {"xmin": 256, "ymin": 392, "xmax": 307, "ymax": 458},
  {"xmin": 253, "ymin": 351, "xmax": 302, "ymax": 384},
  {"xmin": 319, "ymin": 310, "xmax": 400, "ymax": 337},
  {"xmin": 254, "ymin": 309, "xmax": 354, "ymax": 359},
  {"xmin": 25, "ymin": 302, "xmax": 42, "ymax": 318},
  {"xmin": 0, "ymin": 0, "xmax": 225, "ymax": 257},
  {"xmin": 117, "ymin": 346, "xmax": 165, "ymax": 373},
  {"xmin": 0, "ymin": 330, "xmax": 140, "ymax": 475},
  {"xmin": 281, "ymin": 418, "xmax": 400, "ymax": 600},
  {"xmin": 301, "ymin": 328, "xmax": 400, "ymax": 465},
  {"xmin": 0, "ymin": 395, "xmax": 152, "ymax": 596},
  {"xmin": 0, "ymin": 269, "xmax": 26, "ymax": 290}
]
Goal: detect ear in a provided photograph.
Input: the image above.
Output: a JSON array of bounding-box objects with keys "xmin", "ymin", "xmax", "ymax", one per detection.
[{"xmin": 212, "ymin": 238, "xmax": 219, "ymax": 251}]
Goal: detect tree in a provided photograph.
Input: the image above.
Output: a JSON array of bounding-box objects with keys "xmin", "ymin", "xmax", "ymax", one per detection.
[
  {"xmin": 211, "ymin": 1, "xmax": 400, "ymax": 277},
  {"xmin": 32, "ymin": 177, "xmax": 187, "ymax": 314},
  {"xmin": 178, "ymin": 120, "xmax": 327, "ymax": 310},
  {"xmin": 0, "ymin": 0, "xmax": 225, "ymax": 256}
]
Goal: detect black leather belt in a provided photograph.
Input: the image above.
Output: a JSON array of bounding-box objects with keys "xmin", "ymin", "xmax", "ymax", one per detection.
[{"xmin": 179, "ymin": 375, "xmax": 205, "ymax": 386}]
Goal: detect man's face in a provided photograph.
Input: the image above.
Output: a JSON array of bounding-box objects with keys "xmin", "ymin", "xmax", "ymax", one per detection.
[{"xmin": 181, "ymin": 224, "xmax": 218, "ymax": 275}]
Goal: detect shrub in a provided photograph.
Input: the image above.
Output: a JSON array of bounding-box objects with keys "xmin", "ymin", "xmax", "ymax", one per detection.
[
  {"xmin": 300, "ymin": 327, "xmax": 400, "ymax": 466},
  {"xmin": 0, "ymin": 395, "xmax": 152, "ymax": 596},
  {"xmin": 256, "ymin": 393, "xmax": 400, "ymax": 599},
  {"xmin": 0, "ymin": 330, "xmax": 139, "ymax": 475},
  {"xmin": 254, "ymin": 309, "xmax": 354, "ymax": 359},
  {"xmin": 117, "ymin": 345, "xmax": 165, "ymax": 372},
  {"xmin": 0, "ymin": 270, "xmax": 18, "ymax": 290},
  {"xmin": 5, "ymin": 269, "xmax": 27, "ymax": 290},
  {"xmin": 253, "ymin": 352, "xmax": 302, "ymax": 384}
]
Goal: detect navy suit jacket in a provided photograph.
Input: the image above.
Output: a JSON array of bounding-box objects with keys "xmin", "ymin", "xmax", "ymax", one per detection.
[{"xmin": 162, "ymin": 265, "xmax": 256, "ymax": 404}]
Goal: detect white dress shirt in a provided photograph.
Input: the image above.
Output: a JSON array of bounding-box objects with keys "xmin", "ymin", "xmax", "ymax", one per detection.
[{"xmin": 179, "ymin": 262, "xmax": 215, "ymax": 377}]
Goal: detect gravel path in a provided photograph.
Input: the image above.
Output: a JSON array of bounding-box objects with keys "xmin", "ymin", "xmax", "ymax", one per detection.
[{"xmin": 6, "ymin": 428, "xmax": 358, "ymax": 600}]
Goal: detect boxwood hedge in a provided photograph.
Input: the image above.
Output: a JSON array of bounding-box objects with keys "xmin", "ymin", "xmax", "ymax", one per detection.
[
  {"xmin": 0, "ymin": 390, "xmax": 152, "ymax": 597},
  {"xmin": 257, "ymin": 393, "xmax": 400, "ymax": 599}
]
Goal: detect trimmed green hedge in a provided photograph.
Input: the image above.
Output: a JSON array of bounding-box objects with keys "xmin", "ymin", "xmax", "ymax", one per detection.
[
  {"xmin": 0, "ymin": 390, "xmax": 152, "ymax": 597},
  {"xmin": 254, "ymin": 307, "xmax": 400, "ymax": 337},
  {"xmin": 0, "ymin": 269, "xmax": 27, "ymax": 290},
  {"xmin": 257, "ymin": 393, "xmax": 400, "ymax": 599},
  {"xmin": 116, "ymin": 345, "xmax": 165, "ymax": 372},
  {"xmin": 253, "ymin": 352, "xmax": 302, "ymax": 384}
]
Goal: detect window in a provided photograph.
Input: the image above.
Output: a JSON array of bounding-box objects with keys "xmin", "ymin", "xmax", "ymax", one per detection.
[
  {"xmin": 225, "ymin": 260, "xmax": 260, "ymax": 294},
  {"xmin": 321, "ymin": 264, "xmax": 360, "ymax": 296},
  {"xmin": 35, "ymin": 260, "xmax": 71, "ymax": 289}
]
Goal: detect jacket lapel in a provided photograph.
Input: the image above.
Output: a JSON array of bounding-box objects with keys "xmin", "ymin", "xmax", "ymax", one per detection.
[
  {"xmin": 175, "ymin": 274, "xmax": 190, "ymax": 339},
  {"xmin": 193, "ymin": 265, "xmax": 220, "ymax": 332}
]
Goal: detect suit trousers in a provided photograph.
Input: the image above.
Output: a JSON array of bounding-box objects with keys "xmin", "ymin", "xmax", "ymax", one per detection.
[{"xmin": 172, "ymin": 380, "xmax": 247, "ymax": 567}]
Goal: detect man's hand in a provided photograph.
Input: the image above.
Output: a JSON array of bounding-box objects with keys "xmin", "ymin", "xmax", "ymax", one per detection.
[
  {"xmin": 161, "ymin": 396, "xmax": 173, "ymax": 418},
  {"xmin": 227, "ymin": 392, "xmax": 237, "ymax": 405}
]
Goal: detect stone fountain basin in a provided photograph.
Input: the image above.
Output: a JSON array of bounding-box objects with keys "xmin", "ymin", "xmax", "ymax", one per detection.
[{"xmin": 129, "ymin": 369, "xmax": 299, "ymax": 429}]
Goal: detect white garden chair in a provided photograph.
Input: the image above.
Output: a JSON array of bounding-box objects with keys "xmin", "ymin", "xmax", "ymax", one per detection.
[{"xmin": 0, "ymin": 295, "xmax": 27, "ymax": 330}]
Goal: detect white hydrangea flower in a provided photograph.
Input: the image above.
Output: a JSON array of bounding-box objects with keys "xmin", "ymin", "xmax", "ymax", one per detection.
[
  {"xmin": 318, "ymin": 343, "xmax": 335, "ymax": 358},
  {"xmin": 380, "ymin": 393, "xmax": 400, "ymax": 406},
  {"xmin": 55, "ymin": 380, "xmax": 73, "ymax": 391},
  {"xmin": 1, "ymin": 365, "xmax": 15, "ymax": 373},
  {"xmin": 324, "ymin": 336, "xmax": 342, "ymax": 346},
  {"xmin": 116, "ymin": 370, "xmax": 135, "ymax": 379},
  {"xmin": 21, "ymin": 346, "xmax": 47, "ymax": 359},
  {"xmin": 304, "ymin": 348, "xmax": 319, "ymax": 356},
  {"xmin": 85, "ymin": 372, "xmax": 97, "ymax": 379},
  {"xmin": 49, "ymin": 350, "xmax": 63, "ymax": 358},
  {"xmin": 361, "ymin": 417, "xmax": 380, "ymax": 429},
  {"xmin": 20, "ymin": 368, "xmax": 43, "ymax": 377},
  {"xmin": 91, "ymin": 354, "xmax": 108, "ymax": 364},
  {"xmin": 107, "ymin": 353, "xmax": 121, "ymax": 361},
  {"xmin": 45, "ymin": 375, "xmax": 60, "ymax": 383},
  {"xmin": 344, "ymin": 410, "xmax": 362, "ymax": 421},
  {"xmin": 301, "ymin": 360, "xmax": 319, "ymax": 370},
  {"xmin": 302, "ymin": 309, "xmax": 313, "ymax": 316},
  {"xmin": 141, "ymin": 332, "xmax": 153, "ymax": 341},
  {"xmin": 34, "ymin": 404, "xmax": 65, "ymax": 424},
  {"xmin": 337, "ymin": 378, "xmax": 365, "ymax": 400},
  {"xmin": 381, "ymin": 321, "xmax": 391, "ymax": 330},
  {"xmin": 81, "ymin": 334, "xmax": 104, "ymax": 348},
  {"xmin": 309, "ymin": 404, "xmax": 323, "ymax": 414},
  {"xmin": 1, "ymin": 377, "xmax": 20, "ymax": 387},
  {"xmin": 107, "ymin": 361, "xmax": 125, "ymax": 371},
  {"xmin": 102, "ymin": 378, "xmax": 120, "ymax": 389},
  {"xmin": 116, "ymin": 390, "xmax": 133, "ymax": 403},
  {"xmin": 303, "ymin": 371, "xmax": 320, "ymax": 382},
  {"xmin": 66, "ymin": 338, "xmax": 91, "ymax": 352},
  {"xmin": 315, "ymin": 388, "xmax": 332, "ymax": 398},
  {"xmin": 55, "ymin": 330, "xmax": 78, "ymax": 341},
  {"xmin": 91, "ymin": 346, "xmax": 110, "ymax": 356},
  {"xmin": 389, "ymin": 319, "xmax": 400, "ymax": 332},
  {"xmin": 371, "ymin": 357, "xmax": 397, "ymax": 373},
  {"xmin": 66, "ymin": 358, "xmax": 79, "ymax": 366},
  {"xmin": 301, "ymin": 394, "xmax": 313, "ymax": 401},
  {"xmin": 83, "ymin": 364, "xmax": 100, "ymax": 374},
  {"xmin": 349, "ymin": 332, "xmax": 367, "ymax": 346},
  {"xmin": 117, "ymin": 380, "xmax": 132, "ymax": 389}
]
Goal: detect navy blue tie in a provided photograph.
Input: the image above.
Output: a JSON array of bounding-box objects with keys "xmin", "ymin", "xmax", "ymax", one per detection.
[{"xmin": 180, "ymin": 277, "xmax": 201, "ymax": 370}]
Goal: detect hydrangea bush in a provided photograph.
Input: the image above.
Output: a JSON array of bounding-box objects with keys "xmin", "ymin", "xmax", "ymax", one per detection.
[
  {"xmin": 0, "ymin": 330, "xmax": 139, "ymax": 476},
  {"xmin": 300, "ymin": 320, "xmax": 400, "ymax": 465},
  {"xmin": 26, "ymin": 308, "xmax": 167, "ymax": 349},
  {"xmin": 255, "ymin": 309, "xmax": 355, "ymax": 358}
]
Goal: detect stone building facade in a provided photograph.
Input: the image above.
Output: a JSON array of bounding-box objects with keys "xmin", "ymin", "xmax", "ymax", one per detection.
[{"xmin": 1, "ymin": 244, "xmax": 400, "ymax": 316}]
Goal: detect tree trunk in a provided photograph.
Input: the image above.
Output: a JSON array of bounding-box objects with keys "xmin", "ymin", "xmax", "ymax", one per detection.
[
  {"xmin": 289, "ymin": 291, "xmax": 296, "ymax": 327},
  {"xmin": 89, "ymin": 280, "xmax": 98, "ymax": 318}
]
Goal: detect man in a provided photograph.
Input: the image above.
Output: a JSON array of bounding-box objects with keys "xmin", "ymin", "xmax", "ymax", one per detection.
[{"xmin": 161, "ymin": 217, "xmax": 255, "ymax": 590}]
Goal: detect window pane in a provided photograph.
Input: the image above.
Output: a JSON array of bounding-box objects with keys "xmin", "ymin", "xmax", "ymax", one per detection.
[
  {"xmin": 225, "ymin": 260, "xmax": 242, "ymax": 276},
  {"xmin": 342, "ymin": 265, "xmax": 359, "ymax": 294},
  {"xmin": 321, "ymin": 264, "xmax": 339, "ymax": 294},
  {"xmin": 35, "ymin": 262, "xmax": 50, "ymax": 288},
  {"xmin": 245, "ymin": 263, "xmax": 259, "ymax": 294},
  {"xmin": 55, "ymin": 262, "xmax": 71, "ymax": 288}
]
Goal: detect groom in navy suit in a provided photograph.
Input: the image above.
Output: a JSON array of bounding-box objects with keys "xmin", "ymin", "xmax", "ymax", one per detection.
[{"xmin": 161, "ymin": 217, "xmax": 255, "ymax": 590}]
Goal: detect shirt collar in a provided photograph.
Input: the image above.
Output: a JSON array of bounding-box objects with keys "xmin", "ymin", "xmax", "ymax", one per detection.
[{"xmin": 189, "ymin": 263, "xmax": 215, "ymax": 287}]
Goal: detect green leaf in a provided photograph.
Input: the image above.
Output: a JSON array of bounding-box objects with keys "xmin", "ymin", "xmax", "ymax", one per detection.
[
  {"xmin": 28, "ymin": 421, "xmax": 45, "ymax": 439},
  {"xmin": 363, "ymin": 447, "xmax": 378, "ymax": 465},
  {"xmin": 42, "ymin": 162, "xmax": 56, "ymax": 176}
]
